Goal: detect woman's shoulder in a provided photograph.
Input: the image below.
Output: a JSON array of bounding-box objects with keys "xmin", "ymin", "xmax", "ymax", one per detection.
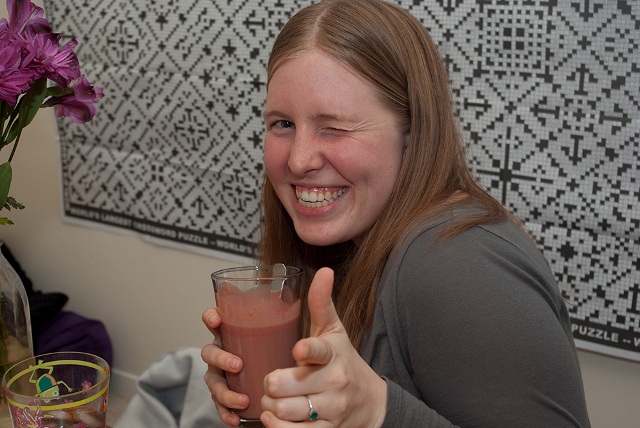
[
  {"xmin": 379, "ymin": 202, "xmax": 560, "ymax": 307},
  {"xmin": 390, "ymin": 201, "xmax": 525, "ymax": 255},
  {"xmin": 400, "ymin": 199, "xmax": 544, "ymax": 264},
  {"xmin": 405, "ymin": 213, "xmax": 551, "ymax": 278}
]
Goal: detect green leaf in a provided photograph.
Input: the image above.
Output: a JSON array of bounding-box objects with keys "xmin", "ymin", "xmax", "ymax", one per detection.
[
  {"xmin": 0, "ymin": 103, "xmax": 20, "ymax": 148},
  {"xmin": 0, "ymin": 217, "xmax": 14, "ymax": 225},
  {"xmin": 45, "ymin": 85, "xmax": 71, "ymax": 98},
  {"xmin": 6, "ymin": 78, "xmax": 48, "ymax": 144},
  {"xmin": 4, "ymin": 197, "xmax": 24, "ymax": 210},
  {"xmin": 0, "ymin": 162, "xmax": 12, "ymax": 209},
  {"xmin": 0, "ymin": 100, "xmax": 9, "ymax": 124}
]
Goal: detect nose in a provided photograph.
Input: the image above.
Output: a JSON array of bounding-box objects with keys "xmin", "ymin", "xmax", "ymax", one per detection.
[{"xmin": 287, "ymin": 130, "xmax": 324, "ymax": 175}]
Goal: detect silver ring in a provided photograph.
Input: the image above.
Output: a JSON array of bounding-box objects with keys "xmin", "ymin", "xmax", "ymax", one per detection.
[{"xmin": 306, "ymin": 395, "xmax": 319, "ymax": 421}]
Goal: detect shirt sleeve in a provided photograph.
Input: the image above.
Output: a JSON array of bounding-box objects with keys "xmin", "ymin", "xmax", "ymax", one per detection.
[
  {"xmin": 381, "ymin": 377, "xmax": 456, "ymax": 427},
  {"xmin": 379, "ymin": 223, "xmax": 590, "ymax": 427}
]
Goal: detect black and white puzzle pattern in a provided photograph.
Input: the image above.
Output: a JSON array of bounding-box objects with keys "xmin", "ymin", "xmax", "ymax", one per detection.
[{"xmin": 44, "ymin": 0, "xmax": 639, "ymax": 360}]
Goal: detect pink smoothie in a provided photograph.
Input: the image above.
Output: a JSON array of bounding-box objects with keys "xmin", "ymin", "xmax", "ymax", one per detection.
[{"xmin": 216, "ymin": 284, "xmax": 301, "ymax": 419}]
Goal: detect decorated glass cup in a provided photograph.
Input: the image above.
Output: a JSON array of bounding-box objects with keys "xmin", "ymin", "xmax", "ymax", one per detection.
[{"xmin": 2, "ymin": 352, "xmax": 109, "ymax": 428}]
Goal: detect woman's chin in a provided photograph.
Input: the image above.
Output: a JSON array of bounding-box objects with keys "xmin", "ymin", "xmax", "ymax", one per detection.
[{"xmin": 294, "ymin": 227, "xmax": 349, "ymax": 247}]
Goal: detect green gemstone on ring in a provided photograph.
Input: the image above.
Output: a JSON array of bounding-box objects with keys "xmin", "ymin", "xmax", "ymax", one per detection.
[{"xmin": 309, "ymin": 409, "xmax": 319, "ymax": 421}]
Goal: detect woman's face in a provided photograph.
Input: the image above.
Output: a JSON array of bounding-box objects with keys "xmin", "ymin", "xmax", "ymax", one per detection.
[{"xmin": 264, "ymin": 49, "xmax": 406, "ymax": 246}]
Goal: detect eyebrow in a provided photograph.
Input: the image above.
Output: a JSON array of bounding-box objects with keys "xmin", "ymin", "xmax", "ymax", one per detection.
[
  {"xmin": 263, "ymin": 109, "xmax": 285, "ymax": 120},
  {"xmin": 313, "ymin": 113, "xmax": 362, "ymax": 124},
  {"xmin": 263, "ymin": 110, "xmax": 362, "ymax": 125}
]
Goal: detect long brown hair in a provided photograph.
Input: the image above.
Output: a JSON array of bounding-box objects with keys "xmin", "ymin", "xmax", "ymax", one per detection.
[{"xmin": 259, "ymin": 0, "xmax": 509, "ymax": 349}]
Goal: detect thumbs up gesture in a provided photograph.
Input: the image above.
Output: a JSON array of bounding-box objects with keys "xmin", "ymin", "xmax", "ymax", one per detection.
[{"xmin": 260, "ymin": 268, "xmax": 387, "ymax": 427}]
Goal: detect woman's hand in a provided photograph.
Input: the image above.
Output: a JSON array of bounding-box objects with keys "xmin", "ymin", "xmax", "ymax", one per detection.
[
  {"xmin": 259, "ymin": 268, "xmax": 387, "ymax": 427},
  {"xmin": 201, "ymin": 308, "xmax": 250, "ymax": 427}
]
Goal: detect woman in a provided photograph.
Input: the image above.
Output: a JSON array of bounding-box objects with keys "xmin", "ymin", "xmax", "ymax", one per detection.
[{"xmin": 201, "ymin": 0, "xmax": 590, "ymax": 426}]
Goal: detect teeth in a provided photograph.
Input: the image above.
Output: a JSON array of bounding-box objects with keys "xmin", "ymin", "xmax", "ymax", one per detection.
[{"xmin": 296, "ymin": 189, "xmax": 345, "ymax": 208}]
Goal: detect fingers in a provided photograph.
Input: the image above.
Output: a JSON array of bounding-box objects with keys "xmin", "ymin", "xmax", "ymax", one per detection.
[
  {"xmin": 201, "ymin": 343, "xmax": 249, "ymax": 427},
  {"xmin": 214, "ymin": 401, "xmax": 243, "ymax": 427},
  {"xmin": 203, "ymin": 364, "xmax": 249, "ymax": 427},
  {"xmin": 292, "ymin": 267, "xmax": 345, "ymax": 365},
  {"xmin": 261, "ymin": 393, "xmax": 336, "ymax": 424},
  {"xmin": 202, "ymin": 307, "xmax": 221, "ymax": 334},
  {"xmin": 261, "ymin": 402, "xmax": 335, "ymax": 428},
  {"xmin": 201, "ymin": 343, "xmax": 243, "ymax": 374},
  {"xmin": 292, "ymin": 337, "xmax": 334, "ymax": 366},
  {"xmin": 202, "ymin": 308, "xmax": 242, "ymax": 372},
  {"xmin": 210, "ymin": 379, "xmax": 250, "ymax": 426},
  {"xmin": 264, "ymin": 363, "xmax": 336, "ymax": 399},
  {"xmin": 307, "ymin": 268, "xmax": 344, "ymax": 338},
  {"xmin": 261, "ymin": 394, "xmax": 307, "ymax": 422}
]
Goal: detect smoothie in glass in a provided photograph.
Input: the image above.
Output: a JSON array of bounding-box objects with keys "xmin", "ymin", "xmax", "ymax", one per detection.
[{"xmin": 212, "ymin": 265, "xmax": 302, "ymax": 422}]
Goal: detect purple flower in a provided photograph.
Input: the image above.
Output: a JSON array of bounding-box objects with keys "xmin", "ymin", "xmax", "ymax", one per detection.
[
  {"xmin": 0, "ymin": 0, "xmax": 103, "ymax": 224},
  {"xmin": 0, "ymin": 43, "xmax": 33, "ymax": 104},
  {"xmin": 44, "ymin": 75, "xmax": 104, "ymax": 123},
  {"xmin": 22, "ymin": 33, "xmax": 80, "ymax": 88},
  {"xmin": 5, "ymin": 0, "xmax": 51, "ymax": 35}
]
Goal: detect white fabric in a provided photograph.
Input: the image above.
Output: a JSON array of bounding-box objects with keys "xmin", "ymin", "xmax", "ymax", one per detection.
[{"xmin": 115, "ymin": 347, "xmax": 225, "ymax": 428}]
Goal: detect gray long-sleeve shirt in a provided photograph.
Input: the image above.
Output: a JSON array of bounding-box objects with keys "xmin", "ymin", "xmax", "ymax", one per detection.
[{"xmin": 360, "ymin": 205, "xmax": 590, "ymax": 427}]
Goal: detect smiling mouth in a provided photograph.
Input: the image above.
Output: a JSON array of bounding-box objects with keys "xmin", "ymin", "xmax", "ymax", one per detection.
[{"xmin": 296, "ymin": 187, "xmax": 346, "ymax": 208}]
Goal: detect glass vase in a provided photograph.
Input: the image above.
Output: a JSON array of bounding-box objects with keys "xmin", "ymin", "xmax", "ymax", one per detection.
[{"xmin": 0, "ymin": 242, "xmax": 33, "ymax": 428}]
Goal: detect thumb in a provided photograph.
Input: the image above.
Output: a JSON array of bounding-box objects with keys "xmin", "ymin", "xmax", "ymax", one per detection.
[{"xmin": 308, "ymin": 267, "xmax": 343, "ymax": 337}]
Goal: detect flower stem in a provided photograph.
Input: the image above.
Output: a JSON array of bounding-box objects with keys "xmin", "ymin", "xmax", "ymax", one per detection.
[
  {"xmin": 0, "ymin": 105, "xmax": 20, "ymax": 149},
  {"xmin": 8, "ymin": 133, "xmax": 21, "ymax": 163},
  {"xmin": 0, "ymin": 102, "xmax": 7, "ymax": 148}
]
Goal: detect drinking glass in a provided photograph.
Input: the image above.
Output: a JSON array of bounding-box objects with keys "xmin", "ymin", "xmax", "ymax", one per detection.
[
  {"xmin": 212, "ymin": 265, "xmax": 303, "ymax": 426},
  {"xmin": 2, "ymin": 352, "xmax": 109, "ymax": 428}
]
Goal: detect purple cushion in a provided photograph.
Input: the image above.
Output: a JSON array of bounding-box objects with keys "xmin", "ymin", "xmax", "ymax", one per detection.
[{"xmin": 35, "ymin": 311, "xmax": 113, "ymax": 367}]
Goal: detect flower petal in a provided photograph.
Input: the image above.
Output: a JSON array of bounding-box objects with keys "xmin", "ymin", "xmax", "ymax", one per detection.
[{"xmin": 7, "ymin": 0, "xmax": 51, "ymax": 35}]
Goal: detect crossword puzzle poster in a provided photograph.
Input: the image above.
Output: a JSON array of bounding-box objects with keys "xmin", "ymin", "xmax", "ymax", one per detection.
[{"xmin": 44, "ymin": 1, "xmax": 639, "ymax": 360}]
